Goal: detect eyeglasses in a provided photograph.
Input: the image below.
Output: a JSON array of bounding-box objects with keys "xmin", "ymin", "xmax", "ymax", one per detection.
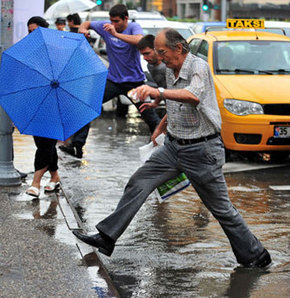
[{"xmin": 154, "ymin": 49, "xmax": 168, "ymax": 56}]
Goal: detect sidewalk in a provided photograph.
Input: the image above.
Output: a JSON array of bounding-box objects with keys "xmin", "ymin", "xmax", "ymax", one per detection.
[{"xmin": 0, "ymin": 133, "xmax": 120, "ymax": 297}]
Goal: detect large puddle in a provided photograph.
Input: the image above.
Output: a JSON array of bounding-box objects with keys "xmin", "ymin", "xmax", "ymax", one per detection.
[{"xmin": 13, "ymin": 110, "xmax": 290, "ymax": 297}]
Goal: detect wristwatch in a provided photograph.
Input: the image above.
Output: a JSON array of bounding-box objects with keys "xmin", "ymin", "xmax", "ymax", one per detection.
[{"xmin": 158, "ymin": 87, "xmax": 165, "ymax": 100}]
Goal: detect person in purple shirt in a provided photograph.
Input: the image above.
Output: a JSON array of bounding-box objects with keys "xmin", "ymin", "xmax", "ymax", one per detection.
[{"xmin": 59, "ymin": 4, "xmax": 160, "ymax": 158}]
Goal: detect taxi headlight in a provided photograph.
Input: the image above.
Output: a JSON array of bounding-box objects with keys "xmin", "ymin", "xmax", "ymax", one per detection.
[{"xmin": 223, "ymin": 99, "xmax": 264, "ymax": 116}]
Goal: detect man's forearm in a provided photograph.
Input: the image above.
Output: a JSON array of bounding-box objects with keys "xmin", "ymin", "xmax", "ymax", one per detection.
[
  {"xmin": 135, "ymin": 85, "xmax": 200, "ymax": 106},
  {"xmin": 151, "ymin": 114, "xmax": 167, "ymax": 144},
  {"xmin": 162, "ymin": 89, "xmax": 200, "ymax": 105},
  {"xmin": 79, "ymin": 21, "xmax": 91, "ymax": 33},
  {"xmin": 158, "ymin": 114, "xmax": 167, "ymax": 132}
]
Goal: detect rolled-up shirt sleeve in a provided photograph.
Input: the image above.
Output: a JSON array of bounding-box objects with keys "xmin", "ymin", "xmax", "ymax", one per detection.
[
  {"xmin": 90, "ymin": 21, "xmax": 107, "ymax": 37},
  {"xmin": 130, "ymin": 22, "xmax": 144, "ymax": 35}
]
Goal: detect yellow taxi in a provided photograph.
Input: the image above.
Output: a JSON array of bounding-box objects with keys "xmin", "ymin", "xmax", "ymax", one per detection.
[{"xmin": 187, "ymin": 19, "xmax": 290, "ymax": 157}]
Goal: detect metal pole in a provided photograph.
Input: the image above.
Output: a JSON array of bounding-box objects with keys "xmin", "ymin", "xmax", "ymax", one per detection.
[
  {"xmin": 0, "ymin": 0, "xmax": 21, "ymax": 186},
  {"xmin": 221, "ymin": 0, "xmax": 227, "ymax": 22}
]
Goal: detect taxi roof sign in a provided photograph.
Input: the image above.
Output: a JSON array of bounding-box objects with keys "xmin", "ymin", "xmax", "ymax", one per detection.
[{"xmin": 227, "ymin": 19, "xmax": 265, "ymax": 29}]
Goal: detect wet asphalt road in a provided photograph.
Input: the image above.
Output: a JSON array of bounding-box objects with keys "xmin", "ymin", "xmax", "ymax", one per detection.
[{"xmin": 14, "ymin": 108, "xmax": 290, "ymax": 297}]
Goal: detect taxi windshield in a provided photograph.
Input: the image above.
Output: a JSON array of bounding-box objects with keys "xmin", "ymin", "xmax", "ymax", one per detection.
[{"xmin": 214, "ymin": 40, "xmax": 290, "ymax": 74}]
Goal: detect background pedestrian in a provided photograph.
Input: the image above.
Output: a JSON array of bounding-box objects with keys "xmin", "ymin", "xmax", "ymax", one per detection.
[
  {"xmin": 66, "ymin": 13, "xmax": 81, "ymax": 33},
  {"xmin": 55, "ymin": 17, "xmax": 66, "ymax": 31},
  {"xmin": 25, "ymin": 16, "xmax": 60, "ymax": 197},
  {"xmin": 137, "ymin": 34, "xmax": 167, "ymax": 89},
  {"xmin": 59, "ymin": 4, "xmax": 160, "ymax": 159}
]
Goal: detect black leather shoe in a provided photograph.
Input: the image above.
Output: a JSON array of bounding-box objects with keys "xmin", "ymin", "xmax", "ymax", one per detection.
[
  {"xmin": 242, "ymin": 249, "xmax": 272, "ymax": 268},
  {"xmin": 72, "ymin": 231, "xmax": 114, "ymax": 256}
]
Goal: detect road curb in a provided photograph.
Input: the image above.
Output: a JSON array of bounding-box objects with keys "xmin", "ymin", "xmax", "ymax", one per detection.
[{"xmin": 59, "ymin": 183, "xmax": 121, "ymax": 298}]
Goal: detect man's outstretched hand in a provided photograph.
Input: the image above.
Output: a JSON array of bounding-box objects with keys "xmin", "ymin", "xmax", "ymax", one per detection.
[
  {"xmin": 134, "ymin": 85, "xmax": 161, "ymax": 112},
  {"xmin": 139, "ymin": 101, "xmax": 159, "ymax": 113}
]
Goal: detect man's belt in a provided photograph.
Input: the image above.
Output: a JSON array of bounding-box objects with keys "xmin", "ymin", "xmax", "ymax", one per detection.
[{"xmin": 167, "ymin": 132, "xmax": 220, "ymax": 145}]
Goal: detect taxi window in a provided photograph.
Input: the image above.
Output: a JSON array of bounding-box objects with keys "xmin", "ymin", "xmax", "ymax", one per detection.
[
  {"xmin": 214, "ymin": 41, "xmax": 290, "ymax": 74},
  {"xmin": 189, "ymin": 38, "xmax": 202, "ymax": 54},
  {"xmin": 196, "ymin": 40, "xmax": 208, "ymax": 61}
]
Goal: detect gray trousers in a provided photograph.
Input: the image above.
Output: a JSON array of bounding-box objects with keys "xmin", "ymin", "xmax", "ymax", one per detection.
[{"xmin": 97, "ymin": 136, "xmax": 265, "ymax": 264}]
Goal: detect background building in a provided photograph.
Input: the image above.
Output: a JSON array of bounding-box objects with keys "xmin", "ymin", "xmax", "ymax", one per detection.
[
  {"xmin": 174, "ymin": 0, "xmax": 290, "ymax": 20},
  {"xmin": 43, "ymin": 0, "xmax": 290, "ymax": 21},
  {"xmin": 162, "ymin": 0, "xmax": 177, "ymax": 17},
  {"xmin": 231, "ymin": 0, "xmax": 290, "ymax": 19},
  {"xmin": 150, "ymin": 0, "xmax": 163, "ymax": 10},
  {"xmin": 176, "ymin": 0, "xmax": 202, "ymax": 19}
]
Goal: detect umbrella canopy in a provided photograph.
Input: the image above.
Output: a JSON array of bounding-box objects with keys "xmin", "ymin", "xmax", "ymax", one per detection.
[
  {"xmin": 44, "ymin": 0, "xmax": 96, "ymax": 19},
  {"xmin": 0, "ymin": 27, "xmax": 108, "ymax": 141}
]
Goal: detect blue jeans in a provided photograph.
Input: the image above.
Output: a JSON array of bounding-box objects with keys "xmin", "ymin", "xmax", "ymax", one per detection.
[{"xmin": 97, "ymin": 136, "xmax": 265, "ymax": 264}]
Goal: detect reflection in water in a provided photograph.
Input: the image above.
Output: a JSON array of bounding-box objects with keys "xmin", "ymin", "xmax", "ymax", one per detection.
[
  {"xmin": 155, "ymin": 191, "xmax": 211, "ymax": 246},
  {"xmin": 73, "ymin": 204, "xmax": 87, "ymax": 224},
  {"xmin": 225, "ymin": 169, "xmax": 290, "ymax": 245},
  {"xmin": 32, "ymin": 198, "xmax": 58, "ymax": 237},
  {"xmin": 32, "ymin": 199, "xmax": 58, "ymax": 219},
  {"xmin": 225, "ymin": 267, "xmax": 269, "ymax": 298},
  {"xmin": 63, "ymin": 160, "xmax": 83, "ymax": 168},
  {"xmin": 82, "ymin": 252, "xmax": 123, "ymax": 298}
]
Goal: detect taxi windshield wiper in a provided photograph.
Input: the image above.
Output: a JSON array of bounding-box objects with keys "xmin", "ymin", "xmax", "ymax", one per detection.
[
  {"xmin": 256, "ymin": 70, "xmax": 274, "ymax": 74},
  {"xmin": 278, "ymin": 69, "xmax": 290, "ymax": 73},
  {"xmin": 258, "ymin": 69, "xmax": 290, "ymax": 74},
  {"xmin": 275, "ymin": 69, "xmax": 290, "ymax": 74},
  {"xmin": 216, "ymin": 68, "xmax": 255, "ymax": 74},
  {"xmin": 233, "ymin": 68, "xmax": 255, "ymax": 74},
  {"xmin": 216, "ymin": 68, "xmax": 234, "ymax": 73}
]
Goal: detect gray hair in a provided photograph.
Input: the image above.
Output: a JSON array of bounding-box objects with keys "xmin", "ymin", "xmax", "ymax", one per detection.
[{"xmin": 162, "ymin": 28, "xmax": 190, "ymax": 54}]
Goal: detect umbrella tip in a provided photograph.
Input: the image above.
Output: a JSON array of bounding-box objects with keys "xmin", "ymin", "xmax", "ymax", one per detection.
[{"xmin": 50, "ymin": 80, "xmax": 60, "ymax": 89}]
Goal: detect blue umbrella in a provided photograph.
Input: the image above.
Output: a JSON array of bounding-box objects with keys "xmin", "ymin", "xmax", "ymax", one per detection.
[{"xmin": 0, "ymin": 27, "xmax": 108, "ymax": 141}]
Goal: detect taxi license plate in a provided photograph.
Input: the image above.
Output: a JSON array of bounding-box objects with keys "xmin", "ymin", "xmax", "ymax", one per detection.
[{"xmin": 274, "ymin": 126, "xmax": 290, "ymax": 138}]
